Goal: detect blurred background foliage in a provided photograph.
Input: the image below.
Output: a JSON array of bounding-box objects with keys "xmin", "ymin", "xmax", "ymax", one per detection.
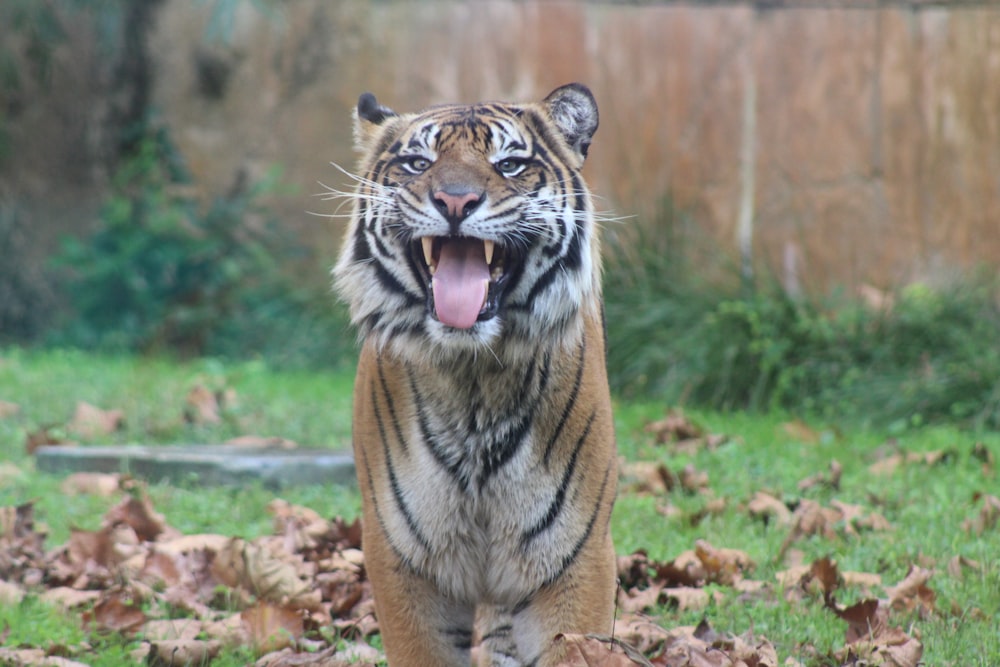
[
  {"xmin": 603, "ymin": 202, "xmax": 1000, "ymax": 429},
  {"xmin": 0, "ymin": 0, "xmax": 354, "ymax": 370},
  {"xmin": 0, "ymin": 0, "xmax": 998, "ymax": 428}
]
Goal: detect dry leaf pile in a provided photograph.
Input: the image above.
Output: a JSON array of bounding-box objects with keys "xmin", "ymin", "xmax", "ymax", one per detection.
[{"xmin": 0, "ymin": 476, "xmax": 377, "ymax": 667}]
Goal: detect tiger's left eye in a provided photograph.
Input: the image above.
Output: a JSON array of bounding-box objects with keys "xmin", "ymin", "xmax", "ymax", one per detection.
[
  {"xmin": 495, "ymin": 158, "xmax": 528, "ymax": 176},
  {"xmin": 403, "ymin": 156, "xmax": 432, "ymax": 173}
]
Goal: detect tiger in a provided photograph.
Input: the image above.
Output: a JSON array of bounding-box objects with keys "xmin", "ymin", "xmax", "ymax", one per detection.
[{"xmin": 332, "ymin": 83, "xmax": 617, "ymax": 667}]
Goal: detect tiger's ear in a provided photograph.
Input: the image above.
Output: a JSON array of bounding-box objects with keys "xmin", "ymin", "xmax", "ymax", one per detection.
[
  {"xmin": 542, "ymin": 83, "xmax": 599, "ymax": 161},
  {"xmin": 354, "ymin": 92, "xmax": 399, "ymax": 153}
]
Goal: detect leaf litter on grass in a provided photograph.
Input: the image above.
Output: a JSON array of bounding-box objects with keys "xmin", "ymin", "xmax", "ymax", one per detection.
[
  {"xmin": 626, "ymin": 410, "xmax": 937, "ymax": 667},
  {"xmin": 5, "ymin": 403, "xmax": 987, "ymax": 665},
  {"xmin": 1, "ymin": 476, "xmax": 788, "ymax": 667}
]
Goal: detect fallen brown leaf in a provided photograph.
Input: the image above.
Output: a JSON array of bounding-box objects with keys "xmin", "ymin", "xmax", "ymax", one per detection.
[
  {"xmin": 0, "ymin": 400, "xmax": 20, "ymax": 419},
  {"xmin": 84, "ymin": 590, "xmax": 147, "ymax": 635},
  {"xmin": 254, "ymin": 643, "xmax": 381, "ymax": 666},
  {"xmin": 747, "ymin": 491, "xmax": 793, "ymax": 526},
  {"xmin": 67, "ymin": 401, "xmax": 125, "ymax": 439},
  {"xmin": 38, "ymin": 587, "xmax": 102, "ymax": 611},
  {"xmin": 25, "ymin": 425, "xmax": 74, "ymax": 453},
  {"xmin": 146, "ymin": 639, "xmax": 222, "ymax": 667},
  {"xmin": 807, "ymin": 556, "xmax": 841, "ymax": 601},
  {"xmin": 946, "ymin": 554, "xmax": 981, "ymax": 580},
  {"xmin": 154, "ymin": 533, "xmax": 231, "ymax": 555},
  {"xmin": 0, "ymin": 579, "xmax": 24, "ymax": 605},
  {"xmin": 885, "ymin": 566, "xmax": 935, "ymax": 616},
  {"xmin": 618, "ymin": 584, "xmax": 665, "ymax": 614},
  {"xmin": 226, "ymin": 435, "xmax": 298, "ymax": 449},
  {"xmin": 679, "ymin": 464, "xmax": 709, "ymax": 494},
  {"xmin": 242, "ymin": 602, "xmax": 305, "ymax": 654},
  {"xmin": 619, "ymin": 461, "xmax": 673, "ymax": 495},
  {"xmin": 141, "ymin": 618, "xmax": 204, "ymax": 642},
  {"xmin": 797, "ymin": 459, "xmax": 842, "ymax": 491},
  {"xmin": 316, "ymin": 569, "xmax": 366, "ymax": 616},
  {"xmin": 202, "ymin": 612, "xmax": 250, "ymax": 646},
  {"xmin": 963, "ymin": 494, "xmax": 1000, "ymax": 534},
  {"xmin": 868, "ymin": 449, "xmax": 951, "ymax": 476},
  {"xmin": 60, "ymin": 472, "xmax": 122, "ymax": 497},
  {"xmin": 842, "ymin": 570, "xmax": 883, "ymax": 590},
  {"xmin": 637, "ymin": 620, "xmax": 779, "ymax": 667},
  {"xmin": 645, "ymin": 409, "xmax": 703, "ymax": 443},
  {"xmin": 782, "ymin": 419, "xmax": 821, "ymax": 444},
  {"xmin": 184, "ymin": 385, "xmax": 222, "ymax": 425},
  {"xmin": 104, "ymin": 491, "xmax": 173, "ymax": 542},
  {"xmin": 546, "ymin": 633, "xmax": 651, "ymax": 666},
  {"xmin": 660, "ymin": 586, "xmax": 717, "ymax": 611},
  {"xmin": 694, "ymin": 540, "xmax": 754, "ymax": 586},
  {"xmin": 212, "ymin": 537, "xmax": 312, "ymax": 603},
  {"xmin": 834, "ymin": 624, "xmax": 923, "ymax": 667},
  {"xmin": 0, "ymin": 648, "xmax": 91, "ymax": 667},
  {"xmin": 777, "ymin": 498, "xmax": 891, "ymax": 559}
]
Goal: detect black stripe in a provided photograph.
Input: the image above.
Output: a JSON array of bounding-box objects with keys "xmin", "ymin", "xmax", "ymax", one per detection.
[
  {"xmin": 479, "ymin": 407, "xmax": 533, "ymax": 489},
  {"xmin": 545, "ymin": 461, "xmax": 613, "ymax": 586},
  {"xmin": 366, "ymin": 160, "xmax": 390, "ymax": 203},
  {"xmin": 371, "ymin": 385, "xmax": 432, "ymax": 553},
  {"xmin": 478, "ymin": 356, "xmax": 541, "ymax": 488},
  {"xmin": 443, "ymin": 627, "xmax": 473, "ymax": 650},
  {"xmin": 350, "ymin": 206, "xmax": 372, "ymax": 263},
  {"xmin": 480, "ymin": 624, "xmax": 513, "ymax": 641},
  {"xmin": 511, "ymin": 459, "xmax": 614, "ymax": 616},
  {"xmin": 523, "ymin": 260, "xmax": 564, "ymax": 307},
  {"xmin": 543, "ymin": 340, "xmax": 586, "ymax": 466},
  {"xmin": 522, "ymin": 409, "xmax": 596, "ymax": 546},
  {"xmin": 362, "ymin": 310, "xmax": 381, "ymax": 333},
  {"xmin": 357, "ymin": 447, "xmax": 416, "ymax": 572},
  {"xmin": 537, "ymin": 351, "xmax": 552, "ymax": 395},
  {"xmin": 376, "ymin": 356, "xmax": 407, "ymax": 454},
  {"xmin": 570, "ymin": 172, "xmax": 587, "ymax": 228},
  {"xmin": 561, "ymin": 217, "xmax": 583, "ymax": 270},
  {"xmin": 373, "ymin": 262, "xmax": 421, "ymax": 307},
  {"xmin": 370, "ymin": 225, "xmax": 393, "ymax": 259},
  {"xmin": 408, "ymin": 371, "xmax": 469, "ymax": 489}
]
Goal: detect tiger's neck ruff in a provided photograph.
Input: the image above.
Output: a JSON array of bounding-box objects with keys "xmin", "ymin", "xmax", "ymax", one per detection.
[{"xmin": 333, "ymin": 84, "xmax": 617, "ymax": 667}]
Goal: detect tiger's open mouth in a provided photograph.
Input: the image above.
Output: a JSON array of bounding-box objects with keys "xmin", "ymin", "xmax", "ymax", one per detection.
[{"xmin": 415, "ymin": 236, "xmax": 513, "ymax": 329}]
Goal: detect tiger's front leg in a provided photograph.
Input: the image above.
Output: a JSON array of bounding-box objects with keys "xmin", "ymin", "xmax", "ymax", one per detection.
[
  {"xmin": 360, "ymin": 512, "xmax": 476, "ymax": 666},
  {"xmin": 475, "ymin": 532, "xmax": 617, "ymax": 667}
]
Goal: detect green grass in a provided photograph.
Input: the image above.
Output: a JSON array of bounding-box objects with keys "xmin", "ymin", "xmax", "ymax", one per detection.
[{"xmin": 1, "ymin": 348, "xmax": 998, "ymax": 665}]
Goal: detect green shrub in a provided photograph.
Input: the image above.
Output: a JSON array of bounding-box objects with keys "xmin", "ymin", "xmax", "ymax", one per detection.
[
  {"xmin": 50, "ymin": 129, "xmax": 350, "ymax": 367},
  {"xmin": 604, "ymin": 201, "xmax": 1000, "ymax": 429}
]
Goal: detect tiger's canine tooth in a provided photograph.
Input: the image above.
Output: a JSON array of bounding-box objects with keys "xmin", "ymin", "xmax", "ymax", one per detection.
[
  {"xmin": 421, "ymin": 237, "xmax": 435, "ymax": 270},
  {"xmin": 484, "ymin": 239, "xmax": 495, "ymax": 266}
]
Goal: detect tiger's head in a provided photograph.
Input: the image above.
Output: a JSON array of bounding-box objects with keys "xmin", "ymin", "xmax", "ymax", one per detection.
[{"xmin": 333, "ymin": 83, "xmax": 601, "ymax": 362}]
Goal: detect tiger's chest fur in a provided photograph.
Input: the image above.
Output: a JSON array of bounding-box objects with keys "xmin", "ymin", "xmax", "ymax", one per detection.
[{"xmin": 352, "ymin": 313, "xmax": 614, "ymax": 606}]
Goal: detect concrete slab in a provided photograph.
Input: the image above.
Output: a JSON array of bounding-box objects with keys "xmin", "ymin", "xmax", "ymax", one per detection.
[{"xmin": 34, "ymin": 445, "xmax": 356, "ymax": 489}]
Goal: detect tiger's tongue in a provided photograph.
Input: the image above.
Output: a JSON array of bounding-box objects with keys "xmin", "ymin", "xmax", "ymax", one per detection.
[{"xmin": 432, "ymin": 238, "xmax": 489, "ymax": 329}]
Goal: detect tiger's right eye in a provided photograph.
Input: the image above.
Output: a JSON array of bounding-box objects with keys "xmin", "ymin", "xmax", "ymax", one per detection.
[{"xmin": 402, "ymin": 156, "xmax": 432, "ymax": 173}]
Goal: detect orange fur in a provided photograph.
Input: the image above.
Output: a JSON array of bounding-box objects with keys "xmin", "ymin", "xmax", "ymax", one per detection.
[{"xmin": 334, "ymin": 84, "xmax": 616, "ymax": 666}]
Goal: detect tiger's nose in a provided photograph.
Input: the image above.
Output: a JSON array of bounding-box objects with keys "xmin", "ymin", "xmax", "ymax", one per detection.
[{"xmin": 432, "ymin": 190, "xmax": 483, "ymax": 232}]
